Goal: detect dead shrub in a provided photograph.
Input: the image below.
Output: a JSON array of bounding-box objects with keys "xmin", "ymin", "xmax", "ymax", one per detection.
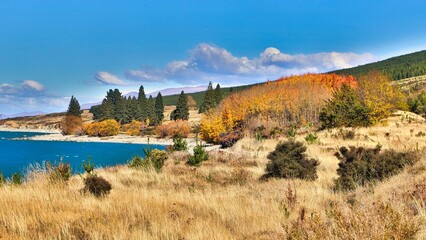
[{"xmin": 155, "ymin": 120, "xmax": 191, "ymax": 138}]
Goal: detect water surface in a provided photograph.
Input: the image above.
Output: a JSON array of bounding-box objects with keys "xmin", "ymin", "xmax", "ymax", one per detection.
[{"xmin": 0, "ymin": 131, "xmax": 165, "ymax": 177}]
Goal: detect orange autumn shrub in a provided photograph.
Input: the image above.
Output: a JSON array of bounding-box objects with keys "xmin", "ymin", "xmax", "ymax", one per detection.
[
  {"xmin": 61, "ymin": 115, "xmax": 83, "ymax": 135},
  {"xmin": 201, "ymin": 73, "xmax": 356, "ymax": 143},
  {"xmin": 155, "ymin": 120, "xmax": 191, "ymax": 138},
  {"xmin": 122, "ymin": 120, "xmax": 143, "ymax": 136},
  {"xmin": 85, "ymin": 119, "xmax": 120, "ymax": 137}
]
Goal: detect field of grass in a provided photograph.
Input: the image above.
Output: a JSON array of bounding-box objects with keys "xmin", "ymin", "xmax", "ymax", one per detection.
[{"xmin": 0, "ymin": 111, "xmax": 426, "ymax": 239}]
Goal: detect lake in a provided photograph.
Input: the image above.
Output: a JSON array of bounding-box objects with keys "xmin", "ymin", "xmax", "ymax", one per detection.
[{"xmin": 0, "ymin": 131, "xmax": 165, "ymax": 177}]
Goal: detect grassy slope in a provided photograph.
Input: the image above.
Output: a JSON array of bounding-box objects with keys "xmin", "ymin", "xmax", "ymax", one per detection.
[
  {"xmin": 1, "ymin": 112, "xmax": 426, "ymax": 239},
  {"xmin": 330, "ymin": 50, "xmax": 426, "ymax": 80}
]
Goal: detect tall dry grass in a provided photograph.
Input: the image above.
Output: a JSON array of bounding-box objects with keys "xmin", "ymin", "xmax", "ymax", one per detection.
[{"xmin": 0, "ymin": 112, "xmax": 426, "ymax": 239}]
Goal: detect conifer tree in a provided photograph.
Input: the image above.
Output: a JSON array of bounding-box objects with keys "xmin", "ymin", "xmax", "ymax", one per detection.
[
  {"xmin": 214, "ymin": 83, "xmax": 222, "ymax": 105},
  {"xmin": 155, "ymin": 92, "xmax": 164, "ymax": 125},
  {"xmin": 146, "ymin": 95, "xmax": 157, "ymax": 125},
  {"xmin": 171, "ymin": 91, "xmax": 189, "ymax": 120},
  {"xmin": 66, "ymin": 96, "xmax": 81, "ymax": 117},
  {"xmin": 138, "ymin": 85, "xmax": 148, "ymax": 121},
  {"xmin": 199, "ymin": 82, "xmax": 216, "ymax": 113}
]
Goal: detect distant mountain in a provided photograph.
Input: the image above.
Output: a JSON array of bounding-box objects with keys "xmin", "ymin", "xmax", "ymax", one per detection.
[
  {"xmin": 124, "ymin": 85, "xmax": 208, "ymax": 98},
  {"xmin": 330, "ymin": 50, "xmax": 426, "ymax": 80},
  {"xmin": 0, "ymin": 111, "xmax": 46, "ymax": 119},
  {"xmin": 80, "ymin": 85, "xmax": 209, "ymax": 109}
]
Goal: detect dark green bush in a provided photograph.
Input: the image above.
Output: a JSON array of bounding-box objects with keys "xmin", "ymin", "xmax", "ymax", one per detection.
[
  {"xmin": 171, "ymin": 136, "xmax": 188, "ymax": 151},
  {"xmin": 334, "ymin": 146, "xmax": 419, "ymax": 191},
  {"xmin": 83, "ymin": 175, "xmax": 112, "ymax": 197},
  {"xmin": 46, "ymin": 160, "xmax": 71, "ymax": 182},
  {"xmin": 11, "ymin": 172, "xmax": 23, "ymax": 185},
  {"xmin": 408, "ymin": 91, "xmax": 426, "ymax": 116},
  {"xmin": 264, "ymin": 141, "xmax": 319, "ymax": 180},
  {"xmin": 188, "ymin": 144, "xmax": 208, "ymax": 166}
]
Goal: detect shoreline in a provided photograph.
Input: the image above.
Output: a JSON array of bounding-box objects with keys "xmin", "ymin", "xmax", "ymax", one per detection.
[{"xmin": 0, "ymin": 125, "xmax": 220, "ymax": 150}]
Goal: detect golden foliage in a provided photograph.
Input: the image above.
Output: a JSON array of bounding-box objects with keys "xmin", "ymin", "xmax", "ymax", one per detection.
[
  {"xmin": 60, "ymin": 115, "xmax": 83, "ymax": 135},
  {"xmin": 122, "ymin": 120, "xmax": 142, "ymax": 136},
  {"xmin": 357, "ymin": 71, "xmax": 408, "ymax": 124},
  {"xmin": 155, "ymin": 120, "xmax": 191, "ymax": 138},
  {"xmin": 85, "ymin": 119, "xmax": 120, "ymax": 137},
  {"xmin": 201, "ymin": 74, "xmax": 356, "ymax": 143}
]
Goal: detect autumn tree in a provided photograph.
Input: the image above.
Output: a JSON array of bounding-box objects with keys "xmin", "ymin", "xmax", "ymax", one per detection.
[
  {"xmin": 66, "ymin": 96, "xmax": 81, "ymax": 117},
  {"xmin": 62, "ymin": 96, "xmax": 83, "ymax": 135},
  {"xmin": 154, "ymin": 92, "xmax": 164, "ymax": 125},
  {"xmin": 357, "ymin": 71, "xmax": 407, "ymax": 124},
  {"xmin": 171, "ymin": 91, "xmax": 189, "ymax": 120}
]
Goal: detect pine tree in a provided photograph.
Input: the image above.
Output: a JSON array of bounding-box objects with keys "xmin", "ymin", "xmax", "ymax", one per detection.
[
  {"xmin": 214, "ymin": 83, "xmax": 222, "ymax": 105},
  {"xmin": 146, "ymin": 95, "xmax": 157, "ymax": 126},
  {"xmin": 112, "ymin": 90, "xmax": 127, "ymax": 124},
  {"xmin": 127, "ymin": 96, "xmax": 142, "ymax": 122},
  {"xmin": 155, "ymin": 92, "xmax": 164, "ymax": 125},
  {"xmin": 171, "ymin": 91, "xmax": 189, "ymax": 120},
  {"xmin": 199, "ymin": 82, "xmax": 216, "ymax": 113},
  {"xmin": 66, "ymin": 96, "xmax": 81, "ymax": 117},
  {"xmin": 138, "ymin": 85, "xmax": 148, "ymax": 121}
]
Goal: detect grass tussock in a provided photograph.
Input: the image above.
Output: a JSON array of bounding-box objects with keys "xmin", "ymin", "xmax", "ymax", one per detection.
[{"xmin": 1, "ymin": 112, "xmax": 426, "ymax": 239}]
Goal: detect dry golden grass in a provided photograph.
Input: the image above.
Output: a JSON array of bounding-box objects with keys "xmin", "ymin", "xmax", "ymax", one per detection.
[{"xmin": 0, "ymin": 112, "xmax": 426, "ymax": 239}]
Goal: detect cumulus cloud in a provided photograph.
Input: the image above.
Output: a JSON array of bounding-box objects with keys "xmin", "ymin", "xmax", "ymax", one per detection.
[
  {"xmin": 120, "ymin": 43, "xmax": 375, "ymax": 85},
  {"xmin": 96, "ymin": 43, "xmax": 375, "ymax": 86},
  {"xmin": 95, "ymin": 71, "xmax": 127, "ymax": 85},
  {"xmin": 22, "ymin": 80, "xmax": 44, "ymax": 91},
  {"xmin": 0, "ymin": 80, "xmax": 68, "ymax": 114}
]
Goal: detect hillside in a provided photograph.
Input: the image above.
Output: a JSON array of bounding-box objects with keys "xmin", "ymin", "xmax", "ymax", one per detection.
[
  {"xmin": 331, "ymin": 50, "xmax": 426, "ymax": 80},
  {"xmin": 162, "ymin": 82, "xmax": 260, "ymax": 106}
]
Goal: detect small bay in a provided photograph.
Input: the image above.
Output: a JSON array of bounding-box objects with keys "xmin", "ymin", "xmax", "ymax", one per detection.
[{"xmin": 0, "ymin": 131, "xmax": 165, "ymax": 177}]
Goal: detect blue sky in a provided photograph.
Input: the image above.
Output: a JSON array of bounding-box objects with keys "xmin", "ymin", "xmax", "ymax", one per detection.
[{"xmin": 0, "ymin": 0, "xmax": 426, "ymax": 114}]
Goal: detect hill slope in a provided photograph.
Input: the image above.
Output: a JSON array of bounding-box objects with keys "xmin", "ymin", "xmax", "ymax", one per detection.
[{"xmin": 331, "ymin": 50, "xmax": 426, "ymax": 80}]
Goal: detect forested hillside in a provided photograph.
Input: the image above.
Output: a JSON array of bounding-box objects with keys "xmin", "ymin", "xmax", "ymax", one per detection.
[{"xmin": 331, "ymin": 50, "xmax": 426, "ymax": 80}]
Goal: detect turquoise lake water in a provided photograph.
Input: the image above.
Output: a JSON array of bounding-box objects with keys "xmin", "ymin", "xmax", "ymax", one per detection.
[{"xmin": 0, "ymin": 131, "xmax": 165, "ymax": 177}]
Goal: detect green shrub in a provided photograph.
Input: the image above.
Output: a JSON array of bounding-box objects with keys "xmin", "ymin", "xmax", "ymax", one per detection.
[
  {"xmin": 83, "ymin": 175, "xmax": 112, "ymax": 197},
  {"xmin": 171, "ymin": 136, "xmax": 188, "ymax": 151},
  {"xmin": 11, "ymin": 172, "xmax": 23, "ymax": 185},
  {"xmin": 319, "ymin": 84, "xmax": 371, "ymax": 129},
  {"xmin": 147, "ymin": 149, "xmax": 168, "ymax": 172},
  {"xmin": 286, "ymin": 126, "xmax": 297, "ymax": 138},
  {"xmin": 304, "ymin": 133, "xmax": 318, "ymax": 144},
  {"xmin": 264, "ymin": 141, "xmax": 319, "ymax": 180},
  {"xmin": 129, "ymin": 149, "xmax": 168, "ymax": 172},
  {"xmin": 46, "ymin": 160, "xmax": 71, "ymax": 182},
  {"xmin": 188, "ymin": 144, "xmax": 208, "ymax": 166},
  {"xmin": 82, "ymin": 156, "xmax": 95, "ymax": 175},
  {"xmin": 334, "ymin": 146, "xmax": 419, "ymax": 191}
]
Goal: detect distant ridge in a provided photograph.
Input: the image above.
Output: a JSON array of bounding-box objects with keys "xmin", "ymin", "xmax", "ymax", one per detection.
[
  {"xmin": 0, "ymin": 111, "xmax": 46, "ymax": 119},
  {"xmin": 330, "ymin": 50, "xmax": 426, "ymax": 80}
]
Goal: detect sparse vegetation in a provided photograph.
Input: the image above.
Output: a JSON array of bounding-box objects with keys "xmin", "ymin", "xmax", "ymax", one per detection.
[
  {"xmin": 171, "ymin": 136, "xmax": 188, "ymax": 152},
  {"xmin": 46, "ymin": 160, "xmax": 71, "ymax": 182},
  {"xmin": 188, "ymin": 143, "xmax": 208, "ymax": 166}
]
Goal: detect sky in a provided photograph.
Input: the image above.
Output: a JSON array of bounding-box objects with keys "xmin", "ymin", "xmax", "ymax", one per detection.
[{"xmin": 0, "ymin": 0, "xmax": 426, "ymax": 114}]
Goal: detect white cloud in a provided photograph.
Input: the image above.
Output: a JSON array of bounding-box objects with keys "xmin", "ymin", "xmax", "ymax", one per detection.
[
  {"xmin": 95, "ymin": 71, "xmax": 127, "ymax": 85},
  {"xmin": 21, "ymin": 80, "xmax": 44, "ymax": 91},
  {"xmin": 95, "ymin": 43, "xmax": 375, "ymax": 86},
  {"xmin": 120, "ymin": 43, "xmax": 375, "ymax": 85}
]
